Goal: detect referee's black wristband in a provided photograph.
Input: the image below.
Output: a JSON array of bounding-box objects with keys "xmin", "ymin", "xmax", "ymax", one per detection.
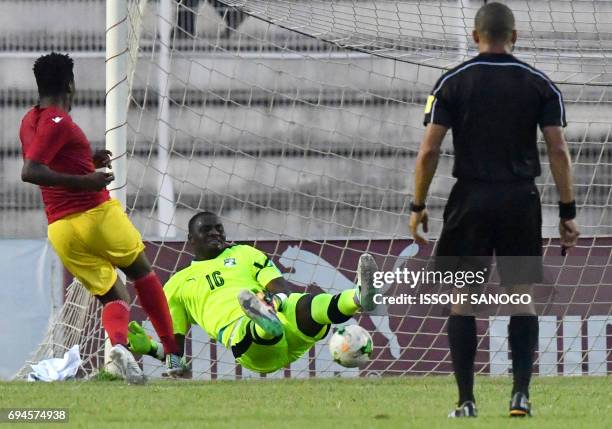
[
  {"xmin": 410, "ymin": 202, "xmax": 426, "ymax": 212},
  {"xmin": 559, "ymin": 200, "xmax": 576, "ymax": 220}
]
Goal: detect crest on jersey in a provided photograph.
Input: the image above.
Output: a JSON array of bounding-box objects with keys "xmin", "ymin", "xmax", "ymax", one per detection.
[{"xmin": 224, "ymin": 258, "xmax": 236, "ymax": 267}]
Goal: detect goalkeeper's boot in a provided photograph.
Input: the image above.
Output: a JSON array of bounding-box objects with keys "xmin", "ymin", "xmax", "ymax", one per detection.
[
  {"xmin": 509, "ymin": 392, "xmax": 531, "ymax": 417},
  {"xmin": 109, "ymin": 344, "xmax": 146, "ymax": 385},
  {"xmin": 238, "ymin": 289, "xmax": 283, "ymax": 337},
  {"xmin": 165, "ymin": 353, "xmax": 189, "ymax": 378},
  {"xmin": 448, "ymin": 401, "xmax": 478, "ymax": 418},
  {"xmin": 357, "ymin": 253, "xmax": 378, "ymax": 312}
]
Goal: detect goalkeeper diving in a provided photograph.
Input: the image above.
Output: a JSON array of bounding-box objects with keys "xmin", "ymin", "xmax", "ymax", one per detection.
[{"xmin": 128, "ymin": 211, "xmax": 378, "ymax": 374}]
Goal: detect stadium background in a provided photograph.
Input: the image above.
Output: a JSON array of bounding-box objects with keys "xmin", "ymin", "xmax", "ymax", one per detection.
[{"xmin": 0, "ymin": 0, "xmax": 610, "ymax": 379}]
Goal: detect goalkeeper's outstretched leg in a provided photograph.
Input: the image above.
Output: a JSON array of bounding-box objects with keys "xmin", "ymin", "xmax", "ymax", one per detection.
[
  {"xmin": 239, "ymin": 252, "xmax": 377, "ymax": 340},
  {"xmin": 228, "ymin": 253, "xmax": 378, "ymax": 373}
]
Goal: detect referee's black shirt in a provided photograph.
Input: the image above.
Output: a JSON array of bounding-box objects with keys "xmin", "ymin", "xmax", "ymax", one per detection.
[{"xmin": 423, "ymin": 53, "xmax": 567, "ymax": 182}]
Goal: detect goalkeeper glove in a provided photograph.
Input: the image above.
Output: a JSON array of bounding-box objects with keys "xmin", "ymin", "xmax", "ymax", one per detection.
[{"xmin": 127, "ymin": 321, "xmax": 165, "ymax": 360}]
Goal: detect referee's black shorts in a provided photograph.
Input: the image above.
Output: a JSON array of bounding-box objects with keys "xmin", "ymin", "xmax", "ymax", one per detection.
[{"xmin": 435, "ymin": 179, "xmax": 543, "ymax": 286}]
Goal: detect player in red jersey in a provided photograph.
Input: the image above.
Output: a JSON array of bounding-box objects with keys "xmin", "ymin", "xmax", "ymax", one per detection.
[{"xmin": 20, "ymin": 52, "xmax": 185, "ymax": 383}]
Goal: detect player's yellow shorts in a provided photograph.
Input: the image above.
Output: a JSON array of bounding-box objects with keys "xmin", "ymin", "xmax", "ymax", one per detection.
[{"xmin": 47, "ymin": 199, "xmax": 145, "ymax": 296}]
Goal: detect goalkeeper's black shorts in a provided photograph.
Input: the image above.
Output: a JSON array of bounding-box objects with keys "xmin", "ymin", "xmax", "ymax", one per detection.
[{"xmin": 434, "ymin": 179, "xmax": 543, "ymax": 286}]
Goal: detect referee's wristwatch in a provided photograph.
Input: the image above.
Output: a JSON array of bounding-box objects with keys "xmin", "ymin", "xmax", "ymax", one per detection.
[{"xmin": 410, "ymin": 201, "xmax": 426, "ymax": 213}]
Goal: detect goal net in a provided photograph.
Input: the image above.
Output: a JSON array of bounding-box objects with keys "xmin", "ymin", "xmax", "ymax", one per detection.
[{"xmin": 16, "ymin": 0, "xmax": 611, "ymax": 380}]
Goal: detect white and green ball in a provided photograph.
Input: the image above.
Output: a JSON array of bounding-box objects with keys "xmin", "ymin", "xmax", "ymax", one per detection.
[{"xmin": 329, "ymin": 324, "xmax": 373, "ymax": 368}]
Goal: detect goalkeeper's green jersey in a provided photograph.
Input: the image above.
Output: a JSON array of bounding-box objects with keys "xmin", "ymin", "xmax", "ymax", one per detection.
[{"xmin": 163, "ymin": 244, "xmax": 283, "ymax": 340}]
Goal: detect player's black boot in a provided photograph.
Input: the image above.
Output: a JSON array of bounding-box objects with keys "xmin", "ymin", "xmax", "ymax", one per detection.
[
  {"xmin": 509, "ymin": 392, "xmax": 531, "ymax": 417},
  {"xmin": 448, "ymin": 401, "xmax": 477, "ymax": 418}
]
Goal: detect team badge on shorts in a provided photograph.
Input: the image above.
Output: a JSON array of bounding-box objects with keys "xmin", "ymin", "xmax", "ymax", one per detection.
[{"xmin": 224, "ymin": 258, "xmax": 236, "ymax": 267}]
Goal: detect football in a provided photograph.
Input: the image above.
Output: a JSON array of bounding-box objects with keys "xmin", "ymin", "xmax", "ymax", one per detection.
[{"xmin": 329, "ymin": 324, "xmax": 373, "ymax": 368}]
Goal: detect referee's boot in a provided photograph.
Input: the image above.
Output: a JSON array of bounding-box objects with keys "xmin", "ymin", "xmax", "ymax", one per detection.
[
  {"xmin": 509, "ymin": 392, "xmax": 532, "ymax": 417},
  {"xmin": 238, "ymin": 289, "xmax": 283, "ymax": 337},
  {"xmin": 448, "ymin": 401, "xmax": 478, "ymax": 418},
  {"xmin": 357, "ymin": 253, "xmax": 379, "ymax": 312}
]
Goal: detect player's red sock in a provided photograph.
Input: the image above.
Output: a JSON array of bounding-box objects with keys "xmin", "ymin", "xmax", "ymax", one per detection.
[
  {"xmin": 133, "ymin": 272, "xmax": 179, "ymax": 355},
  {"xmin": 101, "ymin": 300, "xmax": 129, "ymax": 346}
]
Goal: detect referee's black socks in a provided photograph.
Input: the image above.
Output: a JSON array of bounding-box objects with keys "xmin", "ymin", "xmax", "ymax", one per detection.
[
  {"xmin": 509, "ymin": 315, "xmax": 539, "ymax": 398},
  {"xmin": 447, "ymin": 315, "xmax": 477, "ymax": 404}
]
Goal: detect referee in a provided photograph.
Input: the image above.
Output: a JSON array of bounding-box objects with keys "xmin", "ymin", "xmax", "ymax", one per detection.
[{"xmin": 409, "ymin": 2, "xmax": 579, "ymax": 418}]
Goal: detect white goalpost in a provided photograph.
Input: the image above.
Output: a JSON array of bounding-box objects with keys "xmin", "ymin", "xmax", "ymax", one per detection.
[
  {"xmin": 15, "ymin": 0, "xmax": 612, "ymax": 380},
  {"xmin": 104, "ymin": 0, "xmax": 130, "ymax": 374}
]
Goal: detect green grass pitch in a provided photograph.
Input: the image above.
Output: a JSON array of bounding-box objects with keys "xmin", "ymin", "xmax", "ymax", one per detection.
[{"xmin": 1, "ymin": 376, "xmax": 609, "ymax": 428}]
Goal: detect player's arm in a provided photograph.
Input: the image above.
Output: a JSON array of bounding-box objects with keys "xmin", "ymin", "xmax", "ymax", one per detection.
[
  {"xmin": 539, "ymin": 81, "xmax": 579, "ymax": 253},
  {"xmin": 542, "ymin": 126, "xmax": 580, "ymax": 252},
  {"xmin": 264, "ymin": 277, "xmax": 293, "ymax": 296},
  {"xmin": 21, "ymin": 159, "xmax": 114, "ymax": 191},
  {"xmin": 543, "ymin": 126, "xmax": 573, "ymax": 203},
  {"xmin": 247, "ymin": 246, "xmax": 291, "ymax": 296},
  {"xmin": 410, "ymin": 123, "xmax": 448, "ymax": 244},
  {"xmin": 21, "ymin": 116, "xmax": 113, "ymax": 191},
  {"xmin": 413, "ymin": 123, "xmax": 448, "ymax": 205}
]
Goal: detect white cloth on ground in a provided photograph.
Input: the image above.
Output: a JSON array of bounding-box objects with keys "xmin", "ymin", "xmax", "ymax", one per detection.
[{"xmin": 27, "ymin": 345, "xmax": 81, "ymax": 382}]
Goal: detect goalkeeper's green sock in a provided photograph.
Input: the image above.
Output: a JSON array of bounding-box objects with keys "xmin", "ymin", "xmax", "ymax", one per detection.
[
  {"xmin": 243, "ymin": 290, "xmax": 359, "ymax": 340},
  {"xmin": 311, "ymin": 289, "xmax": 359, "ymax": 325},
  {"xmin": 252, "ymin": 323, "xmax": 276, "ymax": 340},
  {"xmin": 292, "ymin": 290, "xmax": 358, "ymax": 338}
]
